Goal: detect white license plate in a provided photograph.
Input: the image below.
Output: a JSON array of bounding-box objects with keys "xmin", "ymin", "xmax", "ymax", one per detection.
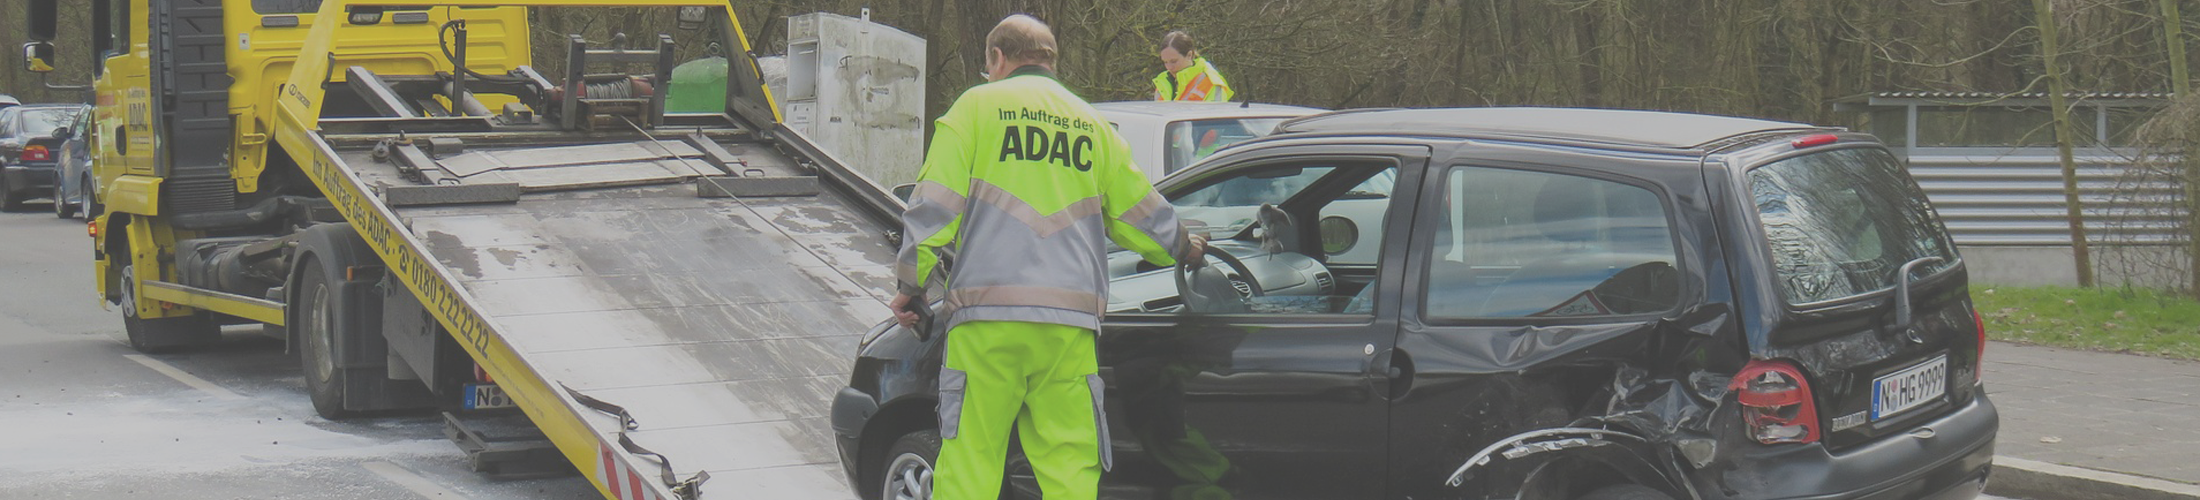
[
  {"xmin": 1872, "ymin": 355, "xmax": 1948, "ymax": 420},
  {"xmin": 464, "ymin": 383, "xmax": 514, "ymax": 410}
]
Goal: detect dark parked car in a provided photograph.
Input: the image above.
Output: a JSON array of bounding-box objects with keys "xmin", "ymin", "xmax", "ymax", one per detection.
[
  {"xmin": 52, "ymin": 106, "xmax": 96, "ymax": 219},
  {"xmin": 832, "ymin": 107, "xmax": 1996, "ymax": 500},
  {"xmin": 0, "ymin": 103, "xmax": 87, "ymax": 212}
]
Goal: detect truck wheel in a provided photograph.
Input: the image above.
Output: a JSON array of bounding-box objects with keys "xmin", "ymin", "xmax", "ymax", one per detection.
[
  {"xmin": 1578, "ymin": 484, "xmax": 1674, "ymax": 500},
  {"xmin": 119, "ymin": 262, "xmax": 220, "ymax": 353},
  {"xmin": 295, "ymin": 254, "xmax": 359, "ymax": 420},
  {"xmin": 880, "ymin": 430, "xmax": 940, "ymax": 500},
  {"xmin": 53, "ymin": 181, "xmax": 77, "ymax": 219}
]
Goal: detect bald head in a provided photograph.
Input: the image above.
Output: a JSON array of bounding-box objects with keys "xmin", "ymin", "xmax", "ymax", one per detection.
[{"xmin": 986, "ymin": 14, "xmax": 1058, "ymax": 69}]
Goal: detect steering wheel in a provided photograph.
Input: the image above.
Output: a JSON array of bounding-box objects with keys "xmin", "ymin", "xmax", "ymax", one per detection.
[{"xmin": 1175, "ymin": 244, "xmax": 1263, "ymax": 313}]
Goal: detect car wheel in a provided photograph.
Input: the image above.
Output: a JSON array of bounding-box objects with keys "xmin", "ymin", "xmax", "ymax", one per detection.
[
  {"xmin": 1577, "ymin": 484, "xmax": 1674, "ymax": 500},
  {"xmin": 880, "ymin": 430, "xmax": 941, "ymax": 500},
  {"xmin": 0, "ymin": 175, "xmax": 22, "ymax": 212},
  {"xmin": 82, "ymin": 176, "xmax": 102, "ymax": 218},
  {"xmin": 53, "ymin": 181, "xmax": 76, "ymax": 219},
  {"xmin": 119, "ymin": 262, "xmax": 220, "ymax": 353}
]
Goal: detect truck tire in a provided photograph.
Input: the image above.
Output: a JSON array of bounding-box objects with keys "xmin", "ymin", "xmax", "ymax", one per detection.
[
  {"xmin": 119, "ymin": 262, "xmax": 221, "ymax": 353},
  {"xmin": 879, "ymin": 430, "xmax": 941, "ymax": 500},
  {"xmin": 292, "ymin": 223, "xmax": 431, "ymax": 419},
  {"xmin": 294, "ymin": 253, "xmax": 359, "ymax": 419},
  {"xmin": 1578, "ymin": 484, "xmax": 1674, "ymax": 500}
]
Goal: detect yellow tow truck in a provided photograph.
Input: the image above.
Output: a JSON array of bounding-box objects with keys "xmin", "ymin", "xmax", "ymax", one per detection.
[{"xmin": 21, "ymin": 2, "xmax": 903, "ymax": 498}]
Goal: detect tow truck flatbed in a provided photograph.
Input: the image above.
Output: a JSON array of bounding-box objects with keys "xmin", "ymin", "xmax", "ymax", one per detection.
[{"xmin": 261, "ymin": 3, "xmax": 900, "ymax": 498}]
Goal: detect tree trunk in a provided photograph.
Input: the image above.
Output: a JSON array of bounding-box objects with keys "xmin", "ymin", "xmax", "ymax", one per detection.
[
  {"xmin": 2163, "ymin": 0, "xmax": 2200, "ymax": 297},
  {"xmin": 2038, "ymin": 0, "xmax": 2098, "ymax": 287}
]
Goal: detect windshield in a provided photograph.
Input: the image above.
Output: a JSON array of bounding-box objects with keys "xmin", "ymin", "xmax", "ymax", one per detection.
[
  {"xmin": 1163, "ymin": 117, "xmax": 1290, "ymax": 174},
  {"xmin": 14, "ymin": 108, "xmax": 79, "ymax": 137}
]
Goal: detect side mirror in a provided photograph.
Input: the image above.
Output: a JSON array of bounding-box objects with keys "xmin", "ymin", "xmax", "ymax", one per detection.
[
  {"xmin": 51, "ymin": 126, "xmax": 72, "ymax": 140},
  {"xmin": 891, "ymin": 183, "xmax": 917, "ymax": 202},
  {"xmin": 22, "ymin": 42, "xmax": 56, "ymax": 73}
]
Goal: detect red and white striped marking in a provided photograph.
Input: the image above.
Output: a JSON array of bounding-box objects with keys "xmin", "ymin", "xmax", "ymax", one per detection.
[{"xmin": 598, "ymin": 441, "xmax": 668, "ymax": 500}]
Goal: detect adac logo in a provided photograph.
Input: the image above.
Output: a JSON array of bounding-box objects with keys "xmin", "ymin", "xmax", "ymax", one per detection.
[{"xmin": 996, "ymin": 107, "xmax": 1098, "ymax": 171}]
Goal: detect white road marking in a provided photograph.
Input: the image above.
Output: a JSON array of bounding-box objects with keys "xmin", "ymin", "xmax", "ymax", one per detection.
[
  {"xmin": 366, "ymin": 461, "xmax": 471, "ymax": 499},
  {"xmin": 122, "ymin": 354, "xmax": 246, "ymax": 401}
]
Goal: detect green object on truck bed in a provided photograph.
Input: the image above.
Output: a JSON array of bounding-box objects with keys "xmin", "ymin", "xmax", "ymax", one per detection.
[{"xmin": 666, "ymin": 56, "xmax": 729, "ymax": 113}]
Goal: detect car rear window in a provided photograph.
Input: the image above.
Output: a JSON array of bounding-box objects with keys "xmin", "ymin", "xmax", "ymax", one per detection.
[
  {"xmin": 1748, "ymin": 148, "xmax": 1958, "ymax": 305},
  {"xmin": 1163, "ymin": 117, "xmax": 1288, "ymax": 174},
  {"xmin": 13, "ymin": 108, "xmax": 78, "ymax": 138}
]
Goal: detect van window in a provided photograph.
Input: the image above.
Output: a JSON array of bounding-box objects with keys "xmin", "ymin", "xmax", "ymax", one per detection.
[
  {"xmin": 1422, "ymin": 167, "xmax": 1681, "ymax": 319},
  {"xmin": 1749, "ymin": 148, "xmax": 1958, "ymax": 305}
]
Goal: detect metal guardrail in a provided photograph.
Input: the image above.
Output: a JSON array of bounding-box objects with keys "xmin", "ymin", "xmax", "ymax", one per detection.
[{"xmin": 1904, "ymin": 149, "xmax": 2183, "ymax": 246}]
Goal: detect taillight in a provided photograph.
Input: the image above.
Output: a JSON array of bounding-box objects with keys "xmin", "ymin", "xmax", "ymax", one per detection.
[
  {"xmin": 1973, "ymin": 309, "xmax": 1987, "ymax": 385},
  {"xmin": 1731, "ymin": 359, "xmax": 1820, "ymax": 444},
  {"xmin": 21, "ymin": 145, "xmax": 50, "ymax": 162}
]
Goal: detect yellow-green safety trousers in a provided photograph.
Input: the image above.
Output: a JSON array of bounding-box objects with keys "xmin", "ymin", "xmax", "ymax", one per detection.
[{"xmin": 934, "ymin": 321, "xmax": 1109, "ymax": 500}]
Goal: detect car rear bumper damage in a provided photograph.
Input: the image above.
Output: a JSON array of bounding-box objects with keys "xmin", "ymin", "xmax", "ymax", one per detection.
[{"xmin": 1723, "ymin": 393, "xmax": 1997, "ymax": 500}]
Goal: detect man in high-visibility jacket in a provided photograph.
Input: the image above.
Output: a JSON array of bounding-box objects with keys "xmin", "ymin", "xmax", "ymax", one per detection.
[
  {"xmin": 891, "ymin": 14, "xmax": 1205, "ymax": 500},
  {"xmin": 1152, "ymin": 31, "xmax": 1233, "ymax": 102}
]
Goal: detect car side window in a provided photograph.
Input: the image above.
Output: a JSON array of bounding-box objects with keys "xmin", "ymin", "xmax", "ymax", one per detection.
[
  {"xmin": 1105, "ymin": 163, "xmax": 1396, "ymax": 316},
  {"xmin": 1422, "ymin": 166, "xmax": 1682, "ymax": 319}
]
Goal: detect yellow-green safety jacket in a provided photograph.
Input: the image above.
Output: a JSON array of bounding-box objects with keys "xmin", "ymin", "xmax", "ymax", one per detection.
[
  {"xmin": 898, "ymin": 66, "xmax": 1196, "ymax": 331},
  {"xmin": 1151, "ymin": 57, "xmax": 1234, "ymax": 102}
]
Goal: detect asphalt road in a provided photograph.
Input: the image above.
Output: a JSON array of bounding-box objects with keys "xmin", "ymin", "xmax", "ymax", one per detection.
[
  {"xmin": 0, "ymin": 206, "xmax": 2038, "ymax": 500},
  {"xmin": 0, "ymin": 207, "xmax": 598, "ymax": 499}
]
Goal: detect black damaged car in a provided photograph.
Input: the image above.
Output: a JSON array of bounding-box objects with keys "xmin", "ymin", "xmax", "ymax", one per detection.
[{"xmin": 832, "ymin": 107, "xmax": 1996, "ymax": 500}]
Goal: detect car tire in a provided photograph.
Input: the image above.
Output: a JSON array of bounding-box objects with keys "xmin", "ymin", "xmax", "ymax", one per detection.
[
  {"xmin": 880, "ymin": 430, "xmax": 941, "ymax": 500},
  {"xmin": 119, "ymin": 262, "xmax": 221, "ymax": 353},
  {"xmin": 0, "ymin": 175, "xmax": 22, "ymax": 212},
  {"xmin": 1577, "ymin": 484, "xmax": 1674, "ymax": 500},
  {"xmin": 82, "ymin": 176, "xmax": 102, "ymax": 218},
  {"xmin": 53, "ymin": 181, "xmax": 76, "ymax": 219}
]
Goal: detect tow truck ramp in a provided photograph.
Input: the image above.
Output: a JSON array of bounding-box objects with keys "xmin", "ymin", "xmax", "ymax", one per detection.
[
  {"xmin": 306, "ymin": 123, "xmax": 897, "ymax": 499},
  {"xmin": 251, "ymin": 4, "xmax": 912, "ymax": 498}
]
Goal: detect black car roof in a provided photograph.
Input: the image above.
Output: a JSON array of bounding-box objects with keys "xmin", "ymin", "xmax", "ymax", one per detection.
[{"xmin": 1276, "ymin": 107, "xmax": 1830, "ymax": 150}]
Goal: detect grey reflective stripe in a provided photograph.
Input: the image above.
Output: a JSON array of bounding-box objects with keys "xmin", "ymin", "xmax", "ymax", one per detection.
[
  {"xmin": 1087, "ymin": 373, "xmax": 1113, "ymax": 471},
  {"xmin": 1118, "ymin": 190, "xmax": 1191, "ymax": 262},
  {"xmin": 938, "ymin": 367, "xmax": 968, "ymax": 439},
  {"xmin": 945, "ymin": 306, "xmax": 1102, "ymax": 333},
  {"xmin": 946, "ymin": 286, "xmax": 1103, "ymax": 315},
  {"xmin": 897, "ymin": 181, "xmax": 967, "ymax": 290},
  {"xmin": 902, "ymin": 181, "xmax": 965, "ymax": 248},
  {"xmin": 968, "ymin": 180, "xmax": 1106, "ymax": 238}
]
